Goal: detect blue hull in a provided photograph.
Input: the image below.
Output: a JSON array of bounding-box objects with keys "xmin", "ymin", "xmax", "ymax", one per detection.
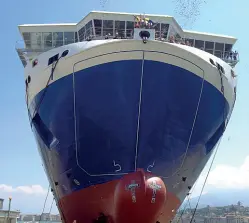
[{"xmin": 30, "ymin": 59, "xmax": 229, "ymax": 198}]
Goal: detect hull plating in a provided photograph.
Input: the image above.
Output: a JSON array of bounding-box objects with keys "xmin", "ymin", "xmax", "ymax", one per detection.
[{"xmin": 31, "ymin": 56, "xmax": 229, "ymax": 222}]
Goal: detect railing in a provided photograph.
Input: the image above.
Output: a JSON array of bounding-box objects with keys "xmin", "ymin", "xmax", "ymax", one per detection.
[
  {"xmin": 162, "ymin": 36, "xmax": 239, "ymax": 67},
  {"xmin": 16, "ymin": 33, "xmax": 239, "ymax": 68},
  {"xmin": 15, "ymin": 40, "xmax": 66, "ymax": 67},
  {"xmin": 16, "ymin": 39, "xmax": 72, "ymax": 52},
  {"xmin": 214, "ymin": 50, "xmax": 239, "ymax": 67}
]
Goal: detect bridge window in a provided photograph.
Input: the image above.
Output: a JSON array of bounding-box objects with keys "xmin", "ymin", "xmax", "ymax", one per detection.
[
  {"xmin": 205, "ymin": 41, "xmax": 214, "ymax": 54},
  {"xmin": 53, "ymin": 32, "xmax": 63, "ymax": 47},
  {"xmin": 154, "ymin": 23, "xmax": 160, "ymax": 38},
  {"xmin": 94, "ymin": 19, "xmax": 102, "ymax": 36},
  {"xmin": 23, "ymin": 32, "xmax": 31, "ymax": 48},
  {"xmin": 85, "ymin": 20, "xmax": 93, "ymax": 38},
  {"xmin": 126, "ymin": 21, "xmax": 134, "ymax": 38},
  {"xmin": 214, "ymin": 43, "xmax": 224, "ymax": 58},
  {"xmin": 64, "ymin": 32, "xmax": 74, "ymax": 45},
  {"xmin": 225, "ymin": 44, "xmax": 232, "ymax": 52},
  {"xmin": 74, "ymin": 32, "xmax": 78, "ymax": 42},
  {"xmin": 194, "ymin": 40, "xmax": 204, "ymax": 49},
  {"xmin": 161, "ymin": 23, "xmax": 169, "ymax": 39},
  {"xmin": 114, "ymin": 20, "xmax": 125, "ymax": 38},
  {"xmin": 175, "ymin": 33, "xmax": 181, "ymax": 41},
  {"xmin": 78, "ymin": 26, "xmax": 85, "ymax": 41},
  {"xmin": 30, "ymin": 32, "xmax": 42, "ymax": 49},
  {"xmin": 103, "ymin": 20, "xmax": 114, "ymax": 36},
  {"xmin": 43, "ymin": 32, "xmax": 52, "ymax": 48},
  {"xmin": 184, "ymin": 38, "xmax": 194, "ymax": 46}
]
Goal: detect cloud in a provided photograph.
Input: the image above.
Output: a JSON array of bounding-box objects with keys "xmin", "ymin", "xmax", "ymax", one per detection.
[
  {"xmin": 207, "ymin": 156, "xmax": 249, "ymax": 189},
  {"xmin": 1, "ymin": 156, "xmax": 249, "ymax": 213},
  {"xmin": 188, "ymin": 155, "xmax": 249, "ymax": 199},
  {"xmin": 0, "ymin": 184, "xmax": 47, "ymax": 195},
  {"xmin": 0, "ymin": 184, "xmax": 57, "ymax": 214}
]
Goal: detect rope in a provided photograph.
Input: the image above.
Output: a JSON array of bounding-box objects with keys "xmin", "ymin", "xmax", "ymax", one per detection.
[
  {"xmin": 177, "ymin": 67, "xmax": 231, "ymax": 222},
  {"xmin": 176, "ymin": 195, "xmax": 194, "ymax": 223},
  {"xmin": 30, "ymin": 56, "xmax": 61, "ymax": 122},
  {"xmin": 164, "ymin": 72, "xmax": 205, "ymax": 179},
  {"xmin": 187, "ymin": 196, "xmax": 193, "ymax": 214},
  {"xmin": 175, "ymin": 180, "xmax": 198, "ymax": 223},
  {"xmin": 39, "ymin": 186, "xmax": 50, "ymax": 222},
  {"xmin": 49, "ymin": 198, "xmax": 55, "ymax": 214},
  {"xmin": 189, "ymin": 67, "xmax": 229, "ymax": 222},
  {"xmin": 189, "ymin": 138, "xmax": 222, "ymax": 223},
  {"xmin": 134, "ymin": 51, "xmax": 145, "ymax": 170}
]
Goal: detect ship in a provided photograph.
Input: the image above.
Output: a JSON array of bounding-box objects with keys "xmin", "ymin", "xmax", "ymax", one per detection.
[{"xmin": 16, "ymin": 11, "xmax": 238, "ymax": 223}]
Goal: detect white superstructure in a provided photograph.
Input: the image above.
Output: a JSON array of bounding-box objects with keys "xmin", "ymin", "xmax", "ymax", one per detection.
[{"xmin": 16, "ymin": 11, "xmax": 239, "ymax": 68}]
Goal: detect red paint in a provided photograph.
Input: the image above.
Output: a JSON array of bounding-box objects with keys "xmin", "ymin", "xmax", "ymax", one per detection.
[
  {"xmin": 59, "ymin": 170, "xmax": 181, "ymax": 223},
  {"xmin": 114, "ymin": 170, "xmax": 166, "ymax": 223}
]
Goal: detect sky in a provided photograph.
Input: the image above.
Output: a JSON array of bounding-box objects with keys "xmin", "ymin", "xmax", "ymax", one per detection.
[{"xmin": 0, "ymin": 0, "xmax": 249, "ymax": 215}]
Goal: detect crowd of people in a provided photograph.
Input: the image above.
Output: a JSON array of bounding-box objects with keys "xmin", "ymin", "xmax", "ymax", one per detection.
[{"xmin": 167, "ymin": 35, "xmax": 239, "ymax": 61}]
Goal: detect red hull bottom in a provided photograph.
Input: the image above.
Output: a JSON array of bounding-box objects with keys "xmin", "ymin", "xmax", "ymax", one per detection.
[{"xmin": 59, "ymin": 170, "xmax": 181, "ymax": 223}]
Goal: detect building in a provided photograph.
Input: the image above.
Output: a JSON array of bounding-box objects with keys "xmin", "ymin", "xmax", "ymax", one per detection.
[
  {"xmin": 174, "ymin": 214, "xmax": 249, "ymax": 223},
  {"xmin": 50, "ymin": 214, "xmax": 61, "ymax": 221},
  {"xmin": 0, "ymin": 198, "xmax": 20, "ymax": 223},
  {"xmin": 40, "ymin": 212, "xmax": 51, "ymax": 221}
]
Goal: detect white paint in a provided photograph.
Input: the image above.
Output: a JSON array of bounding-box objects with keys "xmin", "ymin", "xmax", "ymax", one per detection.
[{"xmin": 24, "ymin": 39, "xmax": 236, "ymax": 111}]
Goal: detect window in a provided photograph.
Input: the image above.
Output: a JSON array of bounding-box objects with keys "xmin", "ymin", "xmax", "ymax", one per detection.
[
  {"xmin": 53, "ymin": 32, "xmax": 63, "ymax": 47},
  {"xmin": 94, "ymin": 19, "xmax": 102, "ymax": 36},
  {"xmin": 205, "ymin": 41, "xmax": 214, "ymax": 55},
  {"xmin": 74, "ymin": 32, "xmax": 78, "ymax": 42},
  {"xmin": 184, "ymin": 38, "xmax": 194, "ymax": 46},
  {"xmin": 43, "ymin": 32, "xmax": 52, "ymax": 48},
  {"xmin": 103, "ymin": 20, "xmax": 113, "ymax": 36},
  {"xmin": 114, "ymin": 20, "xmax": 125, "ymax": 37},
  {"xmin": 85, "ymin": 20, "xmax": 93, "ymax": 38},
  {"xmin": 30, "ymin": 32, "xmax": 42, "ymax": 49},
  {"xmin": 126, "ymin": 21, "xmax": 134, "ymax": 38},
  {"xmin": 175, "ymin": 33, "xmax": 181, "ymax": 41},
  {"xmin": 194, "ymin": 40, "xmax": 204, "ymax": 49},
  {"xmin": 78, "ymin": 26, "xmax": 85, "ymax": 41},
  {"xmin": 154, "ymin": 23, "xmax": 160, "ymax": 39},
  {"xmin": 214, "ymin": 43, "xmax": 224, "ymax": 58},
  {"xmin": 23, "ymin": 32, "xmax": 31, "ymax": 48},
  {"xmin": 205, "ymin": 41, "xmax": 214, "ymax": 50},
  {"xmin": 225, "ymin": 44, "xmax": 232, "ymax": 52},
  {"xmin": 64, "ymin": 32, "xmax": 74, "ymax": 45},
  {"xmin": 161, "ymin": 23, "xmax": 169, "ymax": 39},
  {"xmin": 215, "ymin": 42, "xmax": 224, "ymax": 51}
]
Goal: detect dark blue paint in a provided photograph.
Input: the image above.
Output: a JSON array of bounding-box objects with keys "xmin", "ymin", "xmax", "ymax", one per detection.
[{"xmin": 30, "ymin": 59, "xmax": 229, "ymax": 197}]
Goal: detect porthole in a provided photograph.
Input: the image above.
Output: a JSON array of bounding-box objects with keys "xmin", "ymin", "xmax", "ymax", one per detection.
[
  {"xmin": 27, "ymin": 75, "xmax": 31, "ymax": 84},
  {"xmin": 32, "ymin": 59, "xmax": 38, "ymax": 67},
  {"xmin": 61, "ymin": 50, "xmax": 69, "ymax": 57},
  {"xmin": 25, "ymin": 75, "xmax": 31, "ymax": 87},
  {"xmin": 216, "ymin": 62, "xmax": 225, "ymax": 74},
  {"xmin": 209, "ymin": 58, "xmax": 215, "ymax": 66},
  {"xmin": 220, "ymin": 66, "xmax": 225, "ymax": 74}
]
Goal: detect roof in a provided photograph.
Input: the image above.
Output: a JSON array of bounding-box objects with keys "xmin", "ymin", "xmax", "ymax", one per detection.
[
  {"xmin": 17, "ymin": 10, "xmax": 238, "ymax": 44},
  {"xmin": 18, "ymin": 23, "xmax": 77, "ymax": 27},
  {"xmin": 183, "ymin": 29, "xmax": 237, "ymax": 40},
  {"xmin": 89, "ymin": 10, "xmax": 174, "ymax": 18}
]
